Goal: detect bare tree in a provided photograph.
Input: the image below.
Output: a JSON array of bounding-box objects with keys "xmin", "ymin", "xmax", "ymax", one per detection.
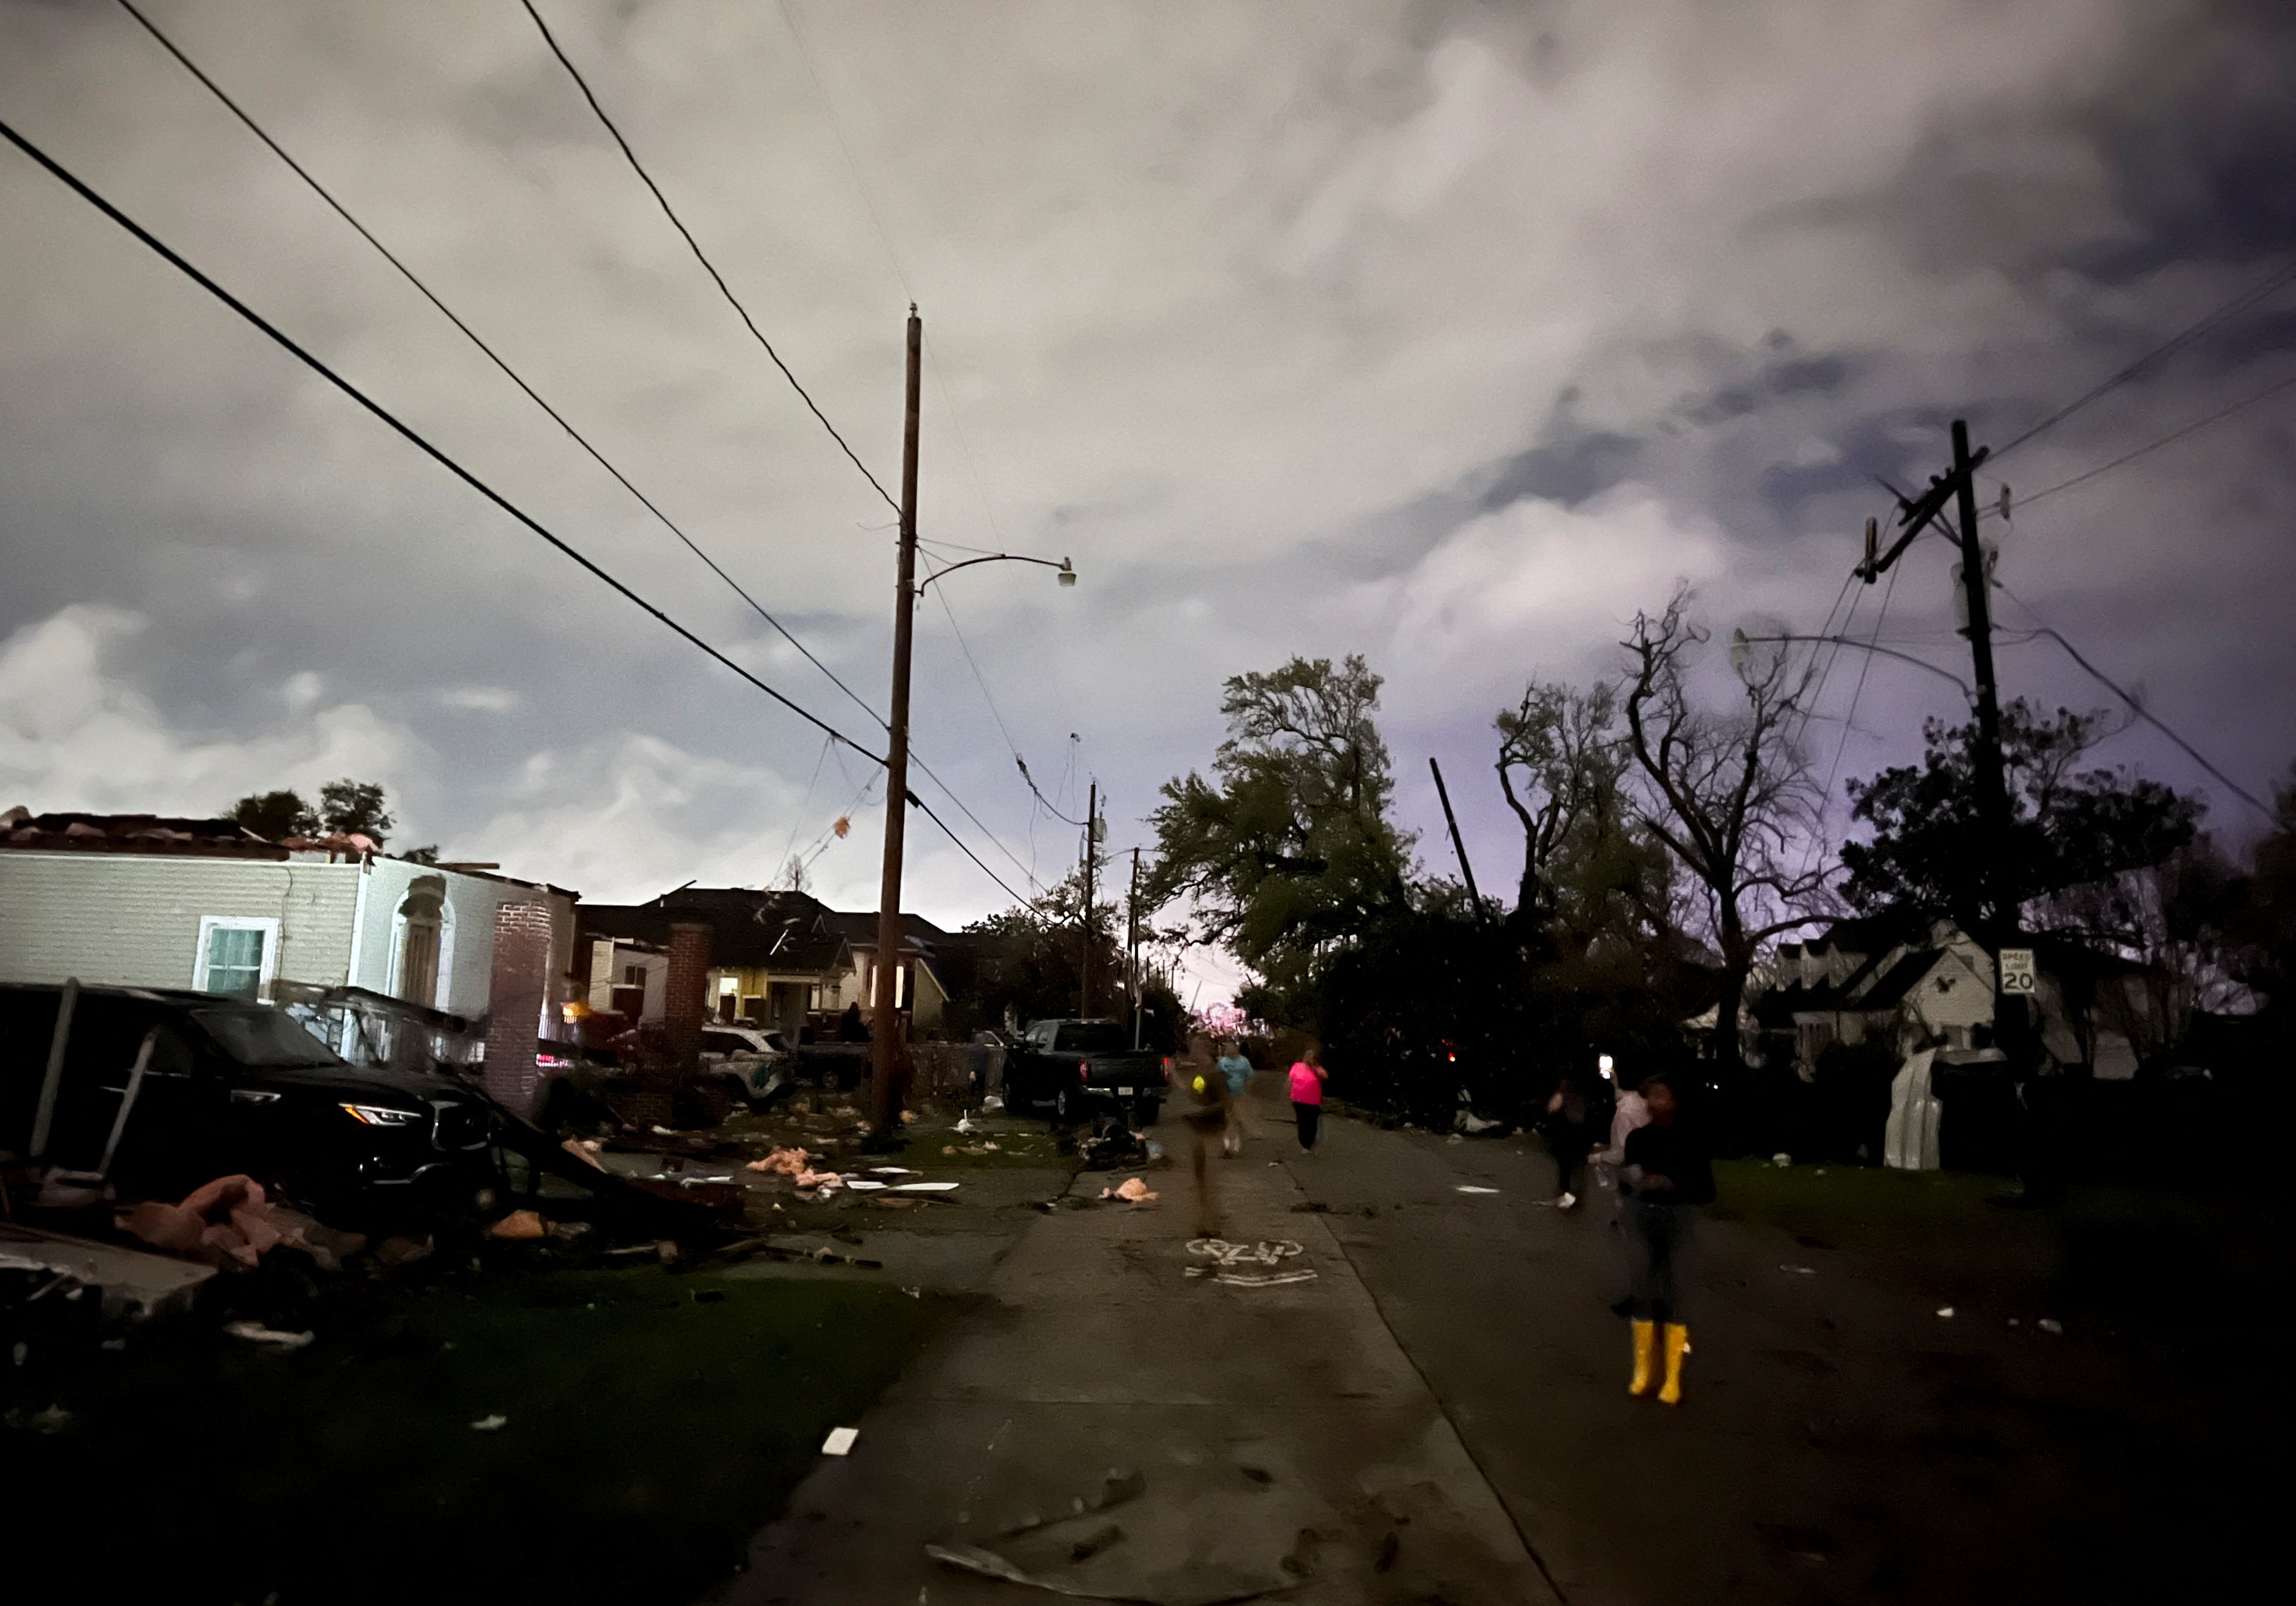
[{"xmin": 1620, "ymin": 585, "xmax": 1828, "ymax": 1073}]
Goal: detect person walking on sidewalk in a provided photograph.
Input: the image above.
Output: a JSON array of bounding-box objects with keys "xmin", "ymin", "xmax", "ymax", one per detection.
[
  {"xmin": 1174, "ymin": 1034, "xmax": 1234, "ymax": 1238},
  {"xmin": 1541, "ymin": 1072, "xmax": 1594, "ymax": 1209},
  {"xmin": 1288, "ymin": 1046, "xmax": 1328, "ymax": 1151},
  {"xmin": 1600, "ymin": 1069, "xmax": 1653, "ymax": 1317},
  {"xmin": 1215, "ymin": 1039, "xmax": 1254, "ymax": 1157},
  {"xmin": 1618, "ymin": 1073, "xmax": 1713, "ymax": 1405}
]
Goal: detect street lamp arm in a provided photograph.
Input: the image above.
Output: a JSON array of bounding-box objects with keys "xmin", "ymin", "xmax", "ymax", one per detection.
[{"xmin": 914, "ymin": 551, "xmax": 1075, "ymax": 595}]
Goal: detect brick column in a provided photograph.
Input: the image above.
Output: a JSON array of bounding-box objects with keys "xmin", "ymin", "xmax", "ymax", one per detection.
[
  {"xmin": 483, "ymin": 900, "xmax": 554, "ymax": 1116},
  {"xmin": 665, "ymin": 921, "xmax": 712, "ymax": 1077}
]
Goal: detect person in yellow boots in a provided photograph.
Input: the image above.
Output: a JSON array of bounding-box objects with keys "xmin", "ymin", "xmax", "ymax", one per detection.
[{"xmin": 1617, "ymin": 1072, "xmax": 1714, "ymax": 1404}]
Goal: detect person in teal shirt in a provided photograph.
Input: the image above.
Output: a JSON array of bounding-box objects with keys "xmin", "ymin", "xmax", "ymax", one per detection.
[{"xmin": 1215, "ymin": 1040, "xmax": 1254, "ymax": 1156}]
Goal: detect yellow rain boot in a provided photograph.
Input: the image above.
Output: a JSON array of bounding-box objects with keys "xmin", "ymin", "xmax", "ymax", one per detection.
[
  {"xmin": 1628, "ymin": 1319, "xmax": 1656, "ymax": 1396},
  {"xmin": 1657, "ymin": 1323, "xmax": 1690, "ymax": 1405}
]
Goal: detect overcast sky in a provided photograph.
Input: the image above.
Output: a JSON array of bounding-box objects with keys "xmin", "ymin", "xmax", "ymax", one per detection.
[{"xmin": 4, "ymin": 0, "xmax": 2292, "ymax": 1002}]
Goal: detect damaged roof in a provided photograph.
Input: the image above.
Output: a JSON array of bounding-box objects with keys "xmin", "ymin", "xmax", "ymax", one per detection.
[
  {"xmin": 0, "ymin": 809, "xmax": 286, "ymax": 859},
  {"xmin": 579, "ymin": 886, "xmax": 950, "ymax": 971}
]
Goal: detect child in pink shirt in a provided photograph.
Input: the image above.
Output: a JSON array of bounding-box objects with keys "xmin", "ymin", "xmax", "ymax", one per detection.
[{"xmin": 1287, "ymin": 1047, "xmax": 1328, "ymax": 1150}]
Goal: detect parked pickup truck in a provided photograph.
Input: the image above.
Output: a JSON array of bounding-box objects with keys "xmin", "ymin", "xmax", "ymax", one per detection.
[{"xmin": 1002, "ymin": 1018, "xmax": 1166, "ymax": 1125}]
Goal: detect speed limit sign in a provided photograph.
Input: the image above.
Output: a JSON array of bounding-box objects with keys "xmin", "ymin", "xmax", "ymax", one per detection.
[{"xmin": 1999, "ymin": 948, "xmax": 2037, "ymax": 996}]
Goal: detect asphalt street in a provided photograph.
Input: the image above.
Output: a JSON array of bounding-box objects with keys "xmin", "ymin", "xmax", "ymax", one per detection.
[
  {"xmin": 718, "ymin": 1076, "xmax": 2264, "ymax": 1606},
  {"xmin": 1259, "ymin": 1094, "xmax": 2264, "ymax": 1606}
]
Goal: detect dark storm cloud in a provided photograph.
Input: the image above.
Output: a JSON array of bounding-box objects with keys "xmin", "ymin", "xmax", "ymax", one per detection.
[{"xmin": 3, "ymin": 0, "xmax": 2292, "ymax": 989}]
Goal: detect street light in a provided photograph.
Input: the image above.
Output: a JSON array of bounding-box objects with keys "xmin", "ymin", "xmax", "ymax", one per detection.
[
  {"xmin": 1597, "ymin": 1053, "xmax": 1615, "ymax": 1081},
  {"xmin": 913, "ymin": 552, "xmax": 1077, "ymax": 596}
]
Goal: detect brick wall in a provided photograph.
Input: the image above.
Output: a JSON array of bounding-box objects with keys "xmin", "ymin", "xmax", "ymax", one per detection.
[
  {"xmin": 483, "ymin": 900, "xmax": 555, "ymax": 1115},
  {"xmin": 665, "ymin": 921, "xmax": 711, "ymax": 1075}
]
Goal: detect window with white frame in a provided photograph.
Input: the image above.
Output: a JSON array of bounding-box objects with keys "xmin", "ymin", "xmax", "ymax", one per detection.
[{"xmin": 193, "ymin": 916, "xmax": 281, "ymax": 1002}]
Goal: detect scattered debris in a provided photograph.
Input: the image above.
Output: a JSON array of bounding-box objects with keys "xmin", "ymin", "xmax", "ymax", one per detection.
[
  {"xmin": 561, "ymin": 1137, "xmax": 607, "ymax": 1171},
  {"xmin": 1280, "ymin": 1526, "xmax": 1323, "ymax": 1578},
  {"xmin": 1455, "ymin": 1185, "xmax": 1500, "ymax": 1195},
  {"xmin": 1068, "ymin": 1523, "xmax": 1125, "ymax": 1562},
  {"xmin": 747, "ymin": 1147, "xmax": 812, "ymax": 1177},
  {"xmin": 485, "ymin": 1211, "xmax": 548, "ymax": 1241},
  {"xmin": 1936, "ymin": 1306, "xmax": 1955, "ymax": 1319},
  {"xmin": 114, "ymin": 1175, "xmax": 366, "ymax": 1272},
  {"xmin": 995, "ymin": 1469, "xmax": 1149, "ymax": 1538},
  {"xmin": 470, "ymin": 1413, "xmax": 508, "ymax": 1432},
  {"xmin": 1779, "ymin": 1264, "xmax": 1817, "ymax": 1276},
  {"xmin": 844, "ymin": 1179, "xmax": 888, "ymax": 1192},
  {"xmin": 1772, "ymin": 1153, "xmax": 1793, "ymax": 1167},
  {"xmin": 1098, "ymin": 1177, "xmax": 1157, "ymax": 1203},
  {"xmin": 0, "ymin": 1222, "xmax": 215, "ymax": 1320},
  {"xmin": 376, "ymin": 1236, "xmax": 434, "ymax": 1269},
  {"xmin": 2037, "ymin": 1317, "xmax": 2064, "ymax": 1335},
  {"xmin": 1456, "ymin": 1111, "xmax": 1504, "ymax": 1135},
  {"xmin": 223, "ymin": 1320, "xmax": 314, "ymax": 1349},
  {"xmin": 891, "ymin": 1181, "xmax": 960, "ymax": 1193},
  {"xmin": 822, "ymin": 1425, "xmax": 860, "ymax": 1456}
]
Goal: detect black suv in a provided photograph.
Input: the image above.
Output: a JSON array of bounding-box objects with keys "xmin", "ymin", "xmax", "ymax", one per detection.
[{"xmin": 0, "ymin": 983, "xmax": 504, "ymax": 1224}]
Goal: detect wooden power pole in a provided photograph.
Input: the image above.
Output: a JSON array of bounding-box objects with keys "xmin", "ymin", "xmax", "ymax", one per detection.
[
  {"xmin": 1860, "ymin": 417, "xmax": 2018, "ymax": 1040},
  {"xmin": 1429, "ymin": 756, "xmax": 1487, "ymax": 921},
  {"xmin": 869, "ymin": 306, "xmax": 922, "ymax": 1140},
  {"xmin": 1128, "ymin": 846, "xmax": 1142, "ymax": 1049},
  {"xmin": 1078, "ymin": 780, "xmax": 1098, "ymax": 1015}
]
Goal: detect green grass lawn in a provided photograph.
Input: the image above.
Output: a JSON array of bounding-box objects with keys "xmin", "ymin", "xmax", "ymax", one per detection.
[{"xmin": 6, "ymin": 1267, "xmax": 946, "ymax": 1605}]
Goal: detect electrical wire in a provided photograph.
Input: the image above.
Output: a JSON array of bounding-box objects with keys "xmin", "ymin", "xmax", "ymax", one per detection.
[
  {"xmin": 111, "ymin": 0, "xmax": 889, "ymax": 735},
  {"xmin": 1994, "ymin": 584, "xmax": 2271, "ymax": 818},
  {"xmin": 1984, "ymin": 367, "xmax": 2296, "ymax": 523},
  {"xmin": 0, "ymin": 112, "xmax": 885, "ymax": 768},
  {"xmin": 1991, "ymin": 255, "xmax": 2296, "ymax": 462},
  {"xmin": 769, "ymin": 3, "xmax": 1076, "ymax": 840},
  {"xmin": 912, "ymin": 792, "xmax": 1032, "ymax": 906},
  {"xmin": 776, "ymin": 733, "xmax": 834, "ymax": 876},
  {"xmin": 517, "ymin": 0, "xmax": 900, "ymax": 516},
  {"xmin": 125, "ymin": 0, "xmax": 1044, "ymax": 897}
]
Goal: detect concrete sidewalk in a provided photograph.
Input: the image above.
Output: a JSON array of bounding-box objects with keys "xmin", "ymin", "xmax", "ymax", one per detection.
[{"xmin": 718, "ymin": 1087, "xmax": 1562, "ymax": 1605}]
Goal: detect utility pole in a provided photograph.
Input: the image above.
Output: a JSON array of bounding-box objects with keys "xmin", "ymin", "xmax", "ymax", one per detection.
[
  {"xmin": 1125, "ymin": 846, "xmax": 1138, "ymax": 1044},
  {"xmin": 1428, "ymin": 756, "xmax": 1487, "ymax": 921},
  {"xmin": 868, "ymin": 306, "xmax": 922, "ymax": 1142},
  {"xmin": 1860, "ymin": 417, "xmax": 2016, "ymax": 1034},
  {"xmin": 1950, "ymin": 419, "xmax": 2013, "ymax": 948},
  {"xmin": 1078, "ymin": 780, "xmax": 1098, "ymax": 1015}
]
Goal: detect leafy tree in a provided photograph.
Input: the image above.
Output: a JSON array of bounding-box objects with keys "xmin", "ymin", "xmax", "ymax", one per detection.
[
  {"xmin": 1495, "ymin": 679, "xmax": 1673, "ymax": 945},
  {"xmin": 317, "ymin": 778, "xmax": 394, "ymax": 845},
  {"xmin": 953, "ymin": 864, "xmax": 1125, "ymax": 1033},
  {"xmin": 230, "ymin": 788, "xmax": 318, "ymax": 842},
  {"xmin": 1841, "ymin": 699, "xmax": 2201, "ymax": 941},
  {"xmin": 1620, "ymin": 585, "xmax": 1828, "ymax": 1075},
  {"xmin": 1146, "ymin": 655, "xmax": 1412, "ymax": 1020}
]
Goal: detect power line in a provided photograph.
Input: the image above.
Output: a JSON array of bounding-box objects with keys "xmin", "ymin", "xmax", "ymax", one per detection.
[
  {"xmin": 1991, "ymin": 255, "xmax": 2296, "ymax": 462},
  {"xmin": 517, "ymin": 0, "xmax": 900, "ymax": 516},
  {"xmin": 115, "ymin": 0, "xmax": 1047, "ymax": 897},
  {"xmin": 773, "ymin": 4, "xmax": 1073, "ymax": 838},
  {"xmin": 0, "ymin": 112, "xmax": 888, "ymax": 770},
  {"xmin": 1986, "ymin": 367, "xmax": 2296, "ymax": 522},
  {"xmin": 912, "ymin": 791, "xmax": 1033, "ymax": 906},
  {"xmin": 111, "ymin": 0, "xmax": 889, "ymax": 735},
  {"xmin": 1994, "ymin": 584, "xmax": 2270, "ymax": 818}
]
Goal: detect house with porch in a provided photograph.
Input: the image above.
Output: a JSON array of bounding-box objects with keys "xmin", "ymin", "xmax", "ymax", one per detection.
[
  {"xmin": 574, "ymin": 886, "xmax": 956, "ymax": 1040},
  {"xmin": 1751, "ymin": 911, "xmax": 2163, "ymax": 1080}
]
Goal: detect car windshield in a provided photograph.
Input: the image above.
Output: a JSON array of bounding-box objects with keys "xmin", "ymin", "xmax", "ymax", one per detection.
[
  {"xmin": 193, "ymin": 1007, "xmax": 345, "ymax": 1068},
  {"xmin": 1053, "ymin": 1023, "xmax": 1129, "ymax": 1053}
]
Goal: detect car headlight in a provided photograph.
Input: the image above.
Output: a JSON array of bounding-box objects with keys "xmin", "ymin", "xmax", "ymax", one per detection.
[{"xmin": 341, "ymin": 1103, "xmax": 425, "ymax": 1126}]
